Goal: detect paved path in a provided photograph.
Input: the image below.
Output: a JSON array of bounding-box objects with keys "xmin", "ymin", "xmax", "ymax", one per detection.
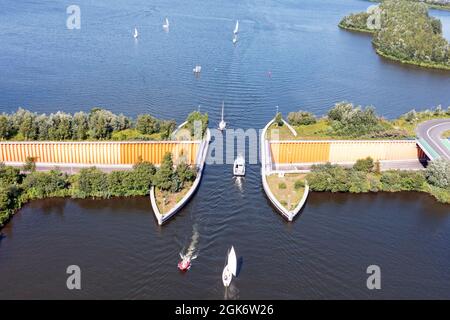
[{"xmin": 416, "ymin": 119, "xmax": 450, "ymax": 160}]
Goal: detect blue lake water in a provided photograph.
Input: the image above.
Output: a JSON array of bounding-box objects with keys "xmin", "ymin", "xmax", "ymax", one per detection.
[{"xmin": 0, "ymin": 0, "xmax": 450, "ymax": 299}]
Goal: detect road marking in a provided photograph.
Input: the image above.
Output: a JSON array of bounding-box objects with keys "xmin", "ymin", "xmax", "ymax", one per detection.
[{"xmin": 425, "ymin": 122, "xmax": 450, "ymax": 159}]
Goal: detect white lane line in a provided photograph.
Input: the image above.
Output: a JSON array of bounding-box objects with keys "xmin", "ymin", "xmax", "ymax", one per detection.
[{"xmin": 425, "ymin": 122, "xmax": 450, "ymax": 159}]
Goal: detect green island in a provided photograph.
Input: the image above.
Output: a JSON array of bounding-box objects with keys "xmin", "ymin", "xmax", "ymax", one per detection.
[
  {"xmin": 339, "ymin": 0, "xmax": 450, "ymax": 70},
  {"xmin": 0, "ymin": 110, "xmax": 209, "ymax": 228},
  {"xmin": 369, "ymin": 0, "xmax": 450, "ymax": 11},
  {"xmin": 266, "ymin": 103, "xmax": 450, "ymax": 204},
  {"xmin": 266, "ymin": 173, "xmax": 306, "ymax": 211}
]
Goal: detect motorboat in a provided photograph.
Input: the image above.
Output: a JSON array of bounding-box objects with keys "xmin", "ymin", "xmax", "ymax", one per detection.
[
  {"xmin": 233, "ymin": 155, "xmax": 245, "ymax": 176},
  {"xmin": 222, "ymin": 246, "xmax": 237, "ymax": 287},
  {"xmin": 219, "ymin": 101, "xmax": 226, "ymax": 131},
  {"xmin": 178, "ymin": 258, "xmax": 191, "ymax": 271},
  {"xmin": 178, "ymin": 254, "xmax": 191, "ymax": 271},
  {"xmin": 193, "ymin": 65, "xmax": 202, "ymax": 73},
  {"xmin": 133, "ymin": 27, "xmax": 139, "ymax": 38}
]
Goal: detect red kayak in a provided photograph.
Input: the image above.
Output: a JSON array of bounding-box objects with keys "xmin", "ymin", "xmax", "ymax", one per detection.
[{"xmin": 178, "ymin": 258, "xmax": 191, "ymax": 271}]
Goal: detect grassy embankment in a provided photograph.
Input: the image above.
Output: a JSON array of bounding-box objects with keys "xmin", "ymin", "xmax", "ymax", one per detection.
[
  {"xmin": 264, "ymin": 105, "xmax": 450, "ymax": 205},
  {"xmin": 267, "ymin": 104, "xmax": 450, "ymax": 140},
  {"xmin": 266, "ymin": 173, "xmax": 306, "ymax": 211}
]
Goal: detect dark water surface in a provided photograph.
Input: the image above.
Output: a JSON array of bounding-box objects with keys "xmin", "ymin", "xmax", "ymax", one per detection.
[{"xmin": 1, "ymin": 0, "xmax": 450, "ymax": 299}]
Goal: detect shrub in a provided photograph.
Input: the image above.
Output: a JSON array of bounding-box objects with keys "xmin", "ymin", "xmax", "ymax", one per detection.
[
  {"xmin": 347, "ymin": 170, "xmax": 370, "ymax": 193},
  {"xmin": 380, "ymin": 171, "xmax": 403, "ymax": 192},
  {"xmin": 23, "ymin": 156, "xmax": 37, "ymax": 173},
  {"xmin": 21, "ymin": 170, "xmax": 69, "ymax": 199},
  {"xmin": 72, "ymin": 167, "xmax": 109, "ymax": 198},
  {"xmin": 306, "ymin": 163, "xmax": 349, "ymax": 192},
  {"xmin": 425, "ymin": 159, "xmax": 450, "ymax": 189},
  {"xmin": 186, "ymin": 111, "xmax": 208, "ymax": 138},
  {"xmin": 287, "ymin": 111, "xmax": 317, "ymax": 126},
  {"xmin": 327, "ymin": 102, "xmax": 381, "ymax": 137},
  {"xmin": 353, "ymin": 157, "xmax": 374, "ymax": 173},
  {"xmin": 274, "ymin": 112, "xmax": 284, "ymax": 127},
  {"xmin": 0, "ymin": 163, "xmax": 21, "ymax": 185},
  {"xmin": 278, "ymin": 182, "xmax": 287, "ymax": 189},
  {"xmin": 294, "ymin": 180, "xmax": 304, "ymax": 190}
]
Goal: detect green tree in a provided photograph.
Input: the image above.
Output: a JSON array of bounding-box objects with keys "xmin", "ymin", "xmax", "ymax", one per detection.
[
  {"xmin": 73, "ymin": 112, "xmax": 89, "ymax": 140},
  {"xmin": 136, "ymin": 114, "xmax": 160, "ymax": 135},
  {"xmin": 154, "ymin": 152, "xmax": 174, "ymax": 191},
  {"xmin": 0, "ymin": 115, "xmax": 12, "ymax": 139},
  {"xmin": 425, "ymin": 159, "xmax": 450, "ymax": 188}
]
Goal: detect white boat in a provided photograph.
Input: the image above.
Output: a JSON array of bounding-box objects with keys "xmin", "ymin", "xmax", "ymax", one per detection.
[
  {"xmin": 133, "ymin": 27, "xmax": 139, "ymax": 38},
  {"xmin": 222, "ymin": 246, "xmax": 237, "ymax": 287},
  {"xmin": 219, "ymin": 101, "xmax": 226, "ymax": 131},
  {"xmin": 233, "ymin": 155, "xmax": 245, "ymax": 176},
  {"xmin": 233, "ymin": 20, "xmax": 239, "ymax": 34},
  {"xmin": 193, "ymin": 65, "xmax": 202, "ymax": 73},
  {"xmin": 163, "ymin": 17, "xmax": 169, "ymax": 29},
  {"xmin": 232, "ymin": 34, "xmax": 238, "ymax": 44}
]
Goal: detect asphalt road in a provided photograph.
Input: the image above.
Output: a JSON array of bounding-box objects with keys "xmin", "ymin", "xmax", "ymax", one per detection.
[{"xmin": 416, "ymin": 118, "xmax": 450, "ymax": 160}]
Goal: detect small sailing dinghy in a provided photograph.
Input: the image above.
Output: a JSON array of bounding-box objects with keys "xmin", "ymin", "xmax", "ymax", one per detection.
[
  {"xmin": 233, "ymin": 154, "xmax": 245, "ymax": 176},
  {"xmin": 163, "ymin": 17, "xmax": 170, "ymax": 29},
  {"xmin": 219, "ymin": 101, "xmax": 227, "ymax": 131},
  {"xmin": 133, "ymin": 27, "xmax": 139, "ymax": 38},
  {"xmin": 222, "ymin": 246, "xmax": 237, "ymax": 287},
  {"xmin": 234, "ymin": 20, "xmax": 239, "ymax": 34},
  {"xmin": 232, "ymin": 34, "xmax": 238, "ymax": 44}
]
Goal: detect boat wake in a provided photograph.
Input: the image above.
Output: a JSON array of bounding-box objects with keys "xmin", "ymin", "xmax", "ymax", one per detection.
[{"xmin": 180, "ymin": 224, "xmax": 200, "ymax": 262}]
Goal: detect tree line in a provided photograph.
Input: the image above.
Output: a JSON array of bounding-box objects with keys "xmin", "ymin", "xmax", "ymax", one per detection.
[
  {"xmin": 286, "ymin": 102, "xmax": 450, "ymax": 138},
  {"xmin": 0, "ymin": 108, "xmax": 177, "ymax": 141},
  {"xmin": 306, "ymin": 157, "xmax": 450, "ymax": 203},
  {"xmin": 0, "ymin": 153, "xmax": 197, "ymax": 228}
]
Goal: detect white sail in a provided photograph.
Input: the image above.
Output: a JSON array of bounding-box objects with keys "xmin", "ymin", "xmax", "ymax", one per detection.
[
  {"xmin": 228, "ymin": 246, "xmax": 237, "ymax": 276},
  {"xmin": 163, "ymin": 17, "xmax": 169, "ymax": 29},
  {"xmin": 133, "ymin": 27, "xmax": 138, "ymax": 38},
  {"xmin": 219, "ymin": 101, "xmax": 226, "ymax": 130},
  {"xmin": 234, "ymin": 20, "xmax": 239, "ymax": 34}
]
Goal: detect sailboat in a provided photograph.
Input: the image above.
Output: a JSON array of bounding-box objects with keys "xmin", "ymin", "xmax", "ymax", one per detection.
[
  {"xmin": 133, "ymin": 27, "xmax": 139, "ymax": 38},
  {"xmin": 219, "ymin": 101, "xmax": 226, "ymax": 131},
  {"xmin": 222, "ymin": 246, "xmax": 237, "ymax": 287},
  {"xmin": 163, "ymin": 17, "xmax": 169, "ymax": 29},
  {"xmin": 233, "ymin": 20, "xmax": 239, "ymax": 34}
]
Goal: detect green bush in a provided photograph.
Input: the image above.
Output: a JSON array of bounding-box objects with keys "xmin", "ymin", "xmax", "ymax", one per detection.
[
  {"xmin": 21, "ymin": 170, "xmax": 69, "ymax": 199},
  {"xmin": 425, "ymin": 159, "xmax": 450, "ymax": 189},
  {"xmin": 294, "ymin": 180, "xmax": 304, "ymax": 190},
  {"xmin": 0, "ymin": 163, "xmax": 21, "ymax": 185},
  {"xmin": 287, "ymin": 111, "xmax": 317, "ymax": 126},
  {"xmin": 353, "ymin": 157, "xmax": 374, "ymax": 173},
  {"xmin": 72, "ymin": 167, "xmax": 109, "ymax": 198},
  {"xmin": 186, "ymin": 111, "xmax": 208, "ymax": 138},
  {"xmin": 278, "ymin": 182, "xmax": 287, "ymax": 190},
  {"xmin": 274, "ymin": 112, "xmax": 284, "ymax": 127},
  {"xmin": 328, "ymin": 102, "xmax": 381, "ymax": 137},
  {"xmin": 306, "ymin": 163, "xmax": 349, "ymax": 192}
]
